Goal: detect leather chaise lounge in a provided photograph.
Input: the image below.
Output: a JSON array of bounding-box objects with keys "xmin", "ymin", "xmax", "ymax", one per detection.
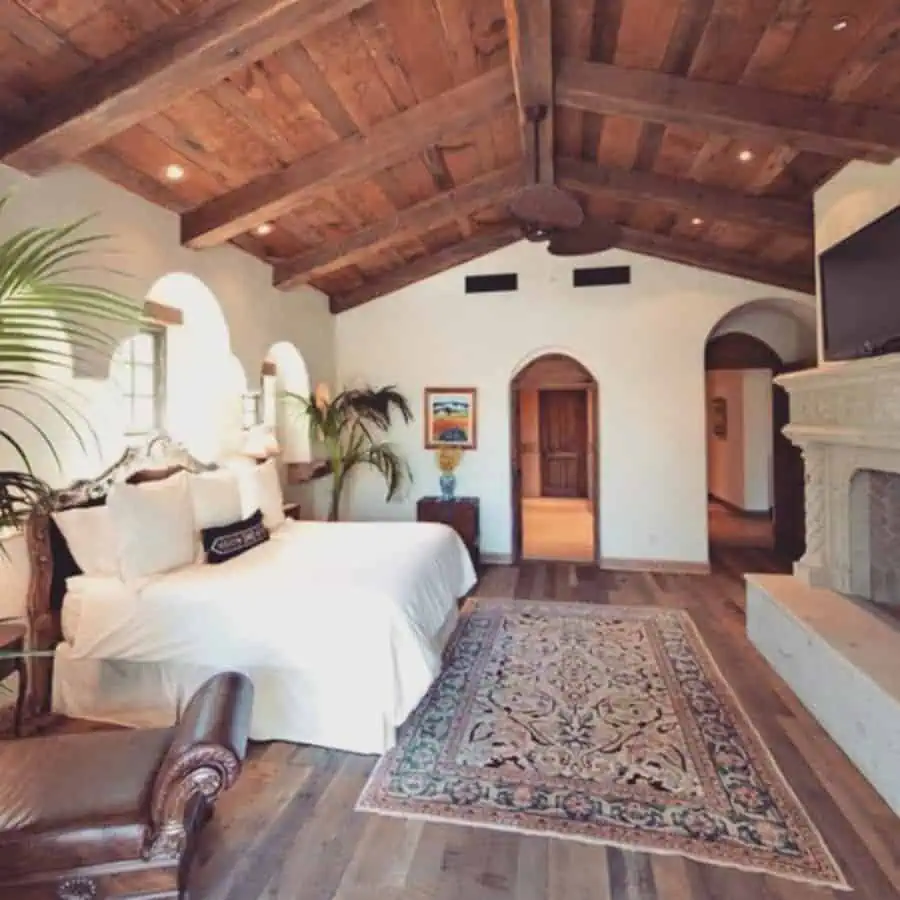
[{"xmin": 0, "ymin": 671, "xmax": 253, "ymax": 900}]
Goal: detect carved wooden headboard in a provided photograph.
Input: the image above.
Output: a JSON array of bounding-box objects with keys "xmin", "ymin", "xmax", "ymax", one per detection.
[{"xmin": 23, "ymin": 433, "xmax": 216, "ymax": 717}]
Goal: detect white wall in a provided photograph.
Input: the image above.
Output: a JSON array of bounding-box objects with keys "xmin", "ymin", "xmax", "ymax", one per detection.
[
  {"xmin": 815, "ymin": 159, "xmax": 900, "ymax": 362},
  {"xmin": 742, "ymin": 370, "xmax": 774, "ymax": 513},
  {"xmin": 336, "ymin": 241, "xmax": 814, "ymax": 564}
]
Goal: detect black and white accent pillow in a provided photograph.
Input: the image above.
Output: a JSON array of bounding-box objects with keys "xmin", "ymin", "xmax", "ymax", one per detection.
[{"xmin": 202, "ymin": 509, "xmax": 270, "ymax": 564}]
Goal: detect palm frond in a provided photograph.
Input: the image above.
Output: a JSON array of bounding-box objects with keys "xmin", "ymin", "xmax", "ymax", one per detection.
[
  {"xmin": 0, "ymin": 197, "xmax": 141, "ymax": 529},
  {"xmin": 335, "ymin": 385, "xmax": 413, "ymax": 431},
  {"xmin": 357, "ymin": 443, "xmax": 411, "ymax": 501}
]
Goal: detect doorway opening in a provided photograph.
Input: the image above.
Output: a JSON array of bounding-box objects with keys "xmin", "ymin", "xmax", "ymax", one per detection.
[
  {"xmin": 510, "ymin": 353, "xmax": 598, "ymax": 562},
  {"xmin": 704, "ymin": 333, "xmax": 806, "ymax": 559}
]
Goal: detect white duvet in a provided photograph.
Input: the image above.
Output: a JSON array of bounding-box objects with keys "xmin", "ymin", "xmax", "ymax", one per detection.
[{"xmin": 60, "ymin": 520, "xmax": 476, "ymax": 750}]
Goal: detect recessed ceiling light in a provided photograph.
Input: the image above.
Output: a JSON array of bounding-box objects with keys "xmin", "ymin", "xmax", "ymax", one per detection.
[
  {"xmin": 691, "ymin": 217, "xmax": 704, "ymax": 226},
  {"xmin": 832, "ymin": 17, "xmax": 851, "ymax": 32},
  {"xmin": 738, "ymin": 149, "xmax": 755, "ymax": 163},
  {"xmin": 254, "ymin": 222, "xmax": 274, "ymax": 237},
  {"xmin": 164, "ymin": 163, "xmax": 185, "ymax": 182}
]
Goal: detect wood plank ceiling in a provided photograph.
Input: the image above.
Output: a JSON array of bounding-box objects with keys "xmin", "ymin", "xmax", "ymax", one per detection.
[{"xmin": 1, "ymin": 0, "xmax": 900, "ymax": 312}]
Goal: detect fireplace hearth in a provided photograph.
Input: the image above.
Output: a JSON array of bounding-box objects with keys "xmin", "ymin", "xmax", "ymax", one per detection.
[{"xmin": 746, "ymin": 353, "xmax": 900, "ymax": 816}]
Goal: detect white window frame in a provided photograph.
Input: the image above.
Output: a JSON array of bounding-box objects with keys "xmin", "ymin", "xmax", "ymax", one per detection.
[{"xmin": 111, "ymin": 325, "xmax": 167, "ymax": 439}]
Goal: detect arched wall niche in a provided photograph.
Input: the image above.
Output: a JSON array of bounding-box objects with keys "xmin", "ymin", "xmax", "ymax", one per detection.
[
  {"xmin": 264, "ymin": 341, "xmax": 312, "ymax": 463},
  {"xmin": 109, "ymin": 271, "xmax": 235, "ymax": 460}
]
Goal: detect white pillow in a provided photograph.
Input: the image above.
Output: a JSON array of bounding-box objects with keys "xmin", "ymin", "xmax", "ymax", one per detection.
[
  {"xmin": 107, "ymin": 471, "xmax": 196, "ymax": 580},
  {"xmin": 237, "ymin": 459, "xmax": 285, "ymax": 532},
  {"xmin": 189, "ymin": 469, "xmax": 242, "ymax": 531},
  {"xmin": 52, "ymin": 506, "xmax": 118, "ymax": 577}
]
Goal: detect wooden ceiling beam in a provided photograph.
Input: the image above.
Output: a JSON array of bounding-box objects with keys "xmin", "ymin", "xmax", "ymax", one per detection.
[
  {"xmin": 557, "ymin": 157, "xmax": 812, "ymax": 236},
  {"xmin": 182, "ymin": 68, "xmax": 515, "ymax": 249},
  {"xmin": 329, "ymin": 224, "xmax": 522, "ymax": 314},
  {"xmin": 617, "ymin": 228, "xmax": 815, "ymax": 295},
  {"xmin": 503, "ymin": 0, "xmax": 554, "ymax": 184},
  {"xmin": 556, "ymin": 58, "xmax": 900, "ymax": 163},
  {"xmin": 275, "ymin": 164, "xmax": 524, "ymax": 289},
  {"xmin": 0, "ymin": 0, "xmax": 374, "ymax": 174}
]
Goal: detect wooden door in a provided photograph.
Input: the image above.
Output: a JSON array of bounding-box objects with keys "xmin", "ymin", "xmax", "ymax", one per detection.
[
  {"xmin": 539, "ymin": 389, "xmax": 588, "ymax": 497},
  {"xmin": 773, "ymin": 373, "xmax": 807, "ymax": 561}
]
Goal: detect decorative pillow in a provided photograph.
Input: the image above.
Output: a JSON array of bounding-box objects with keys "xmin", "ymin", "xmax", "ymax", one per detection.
[
  {"xmin": 51, "ymin": 504, "xmax": 119, "ymax": 577},
  {"xmin": 107, "ymin": 471, "xmax": 196, "ymax": 580},
  {"xmin": 189, "ymin": 469, "xmax": 243, "ymax": 531},
  {"xmin": 202, "ymin": 509, "xmax": 270, "ymax": 564},
  {"xmin": 236, "ymin": 459, "xmax": 285, "ymax": 532}
]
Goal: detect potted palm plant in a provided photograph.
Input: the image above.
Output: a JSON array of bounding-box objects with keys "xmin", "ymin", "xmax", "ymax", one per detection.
[
  {"xmin": 288, "ymin": 384, "xmax": 413, "ymax": 521},
  {"xmin": 0, "ymin": 196, "xmax": 140, "ymax": 662}
]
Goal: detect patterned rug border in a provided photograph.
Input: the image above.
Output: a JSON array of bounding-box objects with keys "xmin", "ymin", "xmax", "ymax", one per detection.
[{"xmin": 358, "ymin": 598, "xmax": 851, "ymax": 892}]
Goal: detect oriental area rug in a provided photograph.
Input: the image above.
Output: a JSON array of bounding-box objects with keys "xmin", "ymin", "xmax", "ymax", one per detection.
[{"xmin": 357, "ymin": 600, "xmax": 849, "ymax": 890}]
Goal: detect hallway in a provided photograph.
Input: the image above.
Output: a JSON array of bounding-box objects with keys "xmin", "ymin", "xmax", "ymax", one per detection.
[{"xmin": 522, "ymin": 496, "xmax": 594, "ymax": 561}]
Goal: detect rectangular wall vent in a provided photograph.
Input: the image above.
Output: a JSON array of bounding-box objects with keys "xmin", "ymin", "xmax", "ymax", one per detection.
[
  {"xmin": 465, "ymin": 272, "xmax": 518, "ymax": 293},
  {"xmin": 573, "ymin": 265, "xmax": 631, "ymax": 288}
]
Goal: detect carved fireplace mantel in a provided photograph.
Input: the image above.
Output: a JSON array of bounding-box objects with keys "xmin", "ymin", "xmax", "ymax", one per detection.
[{"xmin": 777, "ymin": 353, "xmax": 900, "ymax": 593}]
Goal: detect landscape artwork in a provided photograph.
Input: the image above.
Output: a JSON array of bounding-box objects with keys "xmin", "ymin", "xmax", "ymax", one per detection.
[{"xmin": 425, "ymin": 387, "xmax": 477, "ymax": 449}]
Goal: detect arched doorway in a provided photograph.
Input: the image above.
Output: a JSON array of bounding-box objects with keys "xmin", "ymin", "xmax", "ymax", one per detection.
[
  {"xmin": 704, "ymin": 332, "xmax": 806, "ymax": 560},
  {"xmin": 510, "ymin": 353, "xmax": 598, "ymax": 562}
]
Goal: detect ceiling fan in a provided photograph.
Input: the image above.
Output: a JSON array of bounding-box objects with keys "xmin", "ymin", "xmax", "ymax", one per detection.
[{"xmin": 509, "ymin": 105, "xmax": 622, "ymax": 256}]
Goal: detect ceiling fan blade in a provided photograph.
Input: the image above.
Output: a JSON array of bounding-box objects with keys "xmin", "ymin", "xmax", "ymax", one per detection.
[
  {"xmin": 510, "ymin": 184, "xmax": 585, "ymax": 231},
  {"xmin": 546, "ymin": 219, "xmax": 622, "ymax": 256}
]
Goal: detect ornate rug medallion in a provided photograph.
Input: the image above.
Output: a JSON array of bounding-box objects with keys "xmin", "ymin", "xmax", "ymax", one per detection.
[{"xmin": 357, "ymin": 600, "xmax": 849, "ymax": 890}]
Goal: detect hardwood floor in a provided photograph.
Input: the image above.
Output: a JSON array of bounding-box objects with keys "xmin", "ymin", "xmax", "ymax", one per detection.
[
  {"xmin": 521, "ymin": 496, "xmax": 594, "ymax": 561},
  {"xmin": 708, "ymin": 500, "xmax": 774, "ymax": 549},
  {"xmin": 44, "ymin": 551, "xmax": 900, "ymax": 899}
]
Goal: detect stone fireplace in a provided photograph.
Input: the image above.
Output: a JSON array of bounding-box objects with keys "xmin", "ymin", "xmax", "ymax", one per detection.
[
  {"xmin": 745, "ymin": 354, "xmax": 900, "ymax": 816},
  {"xmin": 853, "ymin": 470, "xmax": 900, "ymax": 610}
]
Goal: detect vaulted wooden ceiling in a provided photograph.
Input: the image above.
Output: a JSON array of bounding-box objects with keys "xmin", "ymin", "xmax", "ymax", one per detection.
[{"xmin": 2, "ymin": 0, "xmax": 899, "ymax": 313}]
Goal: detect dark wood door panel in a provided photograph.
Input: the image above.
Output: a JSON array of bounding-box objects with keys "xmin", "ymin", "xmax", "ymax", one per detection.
[{"xmin": 539, "ymin": 389, "xmax": 588, "ymax": 497}]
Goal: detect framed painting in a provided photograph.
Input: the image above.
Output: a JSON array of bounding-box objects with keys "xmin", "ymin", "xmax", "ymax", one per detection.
[
  {"xmin": 710, "ymin": 397, "xmax": 728, "ymax": 439},
  {"xmin": 424, "ymin": 387, "xmax": 477, "ymax": 449}
]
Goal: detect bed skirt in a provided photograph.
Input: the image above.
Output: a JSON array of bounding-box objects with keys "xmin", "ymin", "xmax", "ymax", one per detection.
[{"xmin": 52, "ymin": 605, "xmax": 459, "ymax": 755}]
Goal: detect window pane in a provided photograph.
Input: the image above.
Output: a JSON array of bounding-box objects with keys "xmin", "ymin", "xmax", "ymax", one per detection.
[
  {"xmin": 110, "ymin": 361, "xmax": 131, "ymax": 392},
  {"xmin": 132, "ymin": 363, "xmax": 156, "ymax": 395},
  {"xmin": 130, "ymin": 396, "xmax": 156, "ymax": 433},
  {"xmin": 131, "ymin": 332, "xmax": 155, "ymax": 365}
]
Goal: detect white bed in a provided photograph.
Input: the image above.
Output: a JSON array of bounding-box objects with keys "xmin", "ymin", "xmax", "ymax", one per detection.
[{"xmin": 52, "ymin": 519, "xmax": 475, "ymax": 753}]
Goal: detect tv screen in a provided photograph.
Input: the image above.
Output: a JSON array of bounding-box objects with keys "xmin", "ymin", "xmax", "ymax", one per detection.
[{"xmin": 820, "ymin": 204, "xmax": 900, "ymax": 361}]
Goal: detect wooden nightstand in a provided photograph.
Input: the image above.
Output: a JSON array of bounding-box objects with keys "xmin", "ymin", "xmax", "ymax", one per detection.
[
  {"xmin": 417, "ymin": 496, "xmax": 480, "ymax": 568},
  {"xmin": 0, "ymin": 623, "xmax": 27, "ymax": 737}
]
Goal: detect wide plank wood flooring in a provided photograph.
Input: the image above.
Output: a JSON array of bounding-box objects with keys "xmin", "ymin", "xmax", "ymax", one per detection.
[{"xmin": 48, "ymin": 550, "xmax": 900, "ymax": 899}]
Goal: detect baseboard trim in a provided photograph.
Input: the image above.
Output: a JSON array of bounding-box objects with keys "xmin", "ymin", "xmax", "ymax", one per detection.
[
  {"xmin": 481, "ymin": 552, "xmax": 514, "ymax": 566},
  {"xmin": 708, "ymin": 493, "xmax": 772, "ymax": 520},
  {"xmin": 600, "ymin": 557, "xmax": 711, "ymax": 575}
]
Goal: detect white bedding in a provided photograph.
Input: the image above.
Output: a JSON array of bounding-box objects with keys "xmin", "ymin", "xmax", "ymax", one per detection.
[{"xmin": 56, "ymin": 520, "xmax": 476, "ymax": 752}]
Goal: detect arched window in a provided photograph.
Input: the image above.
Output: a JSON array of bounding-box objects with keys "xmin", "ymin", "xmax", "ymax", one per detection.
[{"xmin": 110, "ymin": 325, "xmax": 166, "ymax": 437}]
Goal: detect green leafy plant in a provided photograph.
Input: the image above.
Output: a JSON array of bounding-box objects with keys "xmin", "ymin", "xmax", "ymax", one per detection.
[
  {"xmin": 288, "ymin": 384, "xmax": 413, "ymax": 521},
  {"xmin": 0, "ymin": 196, "xmax": 140, "ymax": 533}
]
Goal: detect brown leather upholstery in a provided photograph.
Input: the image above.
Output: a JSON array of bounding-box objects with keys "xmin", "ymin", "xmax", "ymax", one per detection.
[{"xmin": 0, "ymin": 671, "xmax": 253, "ymax": 900}]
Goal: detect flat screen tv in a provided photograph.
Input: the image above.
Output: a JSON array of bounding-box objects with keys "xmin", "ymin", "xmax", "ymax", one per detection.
[{"xmin": 820, "ymin": 204, "xmax": 900, "ymax": 361}]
